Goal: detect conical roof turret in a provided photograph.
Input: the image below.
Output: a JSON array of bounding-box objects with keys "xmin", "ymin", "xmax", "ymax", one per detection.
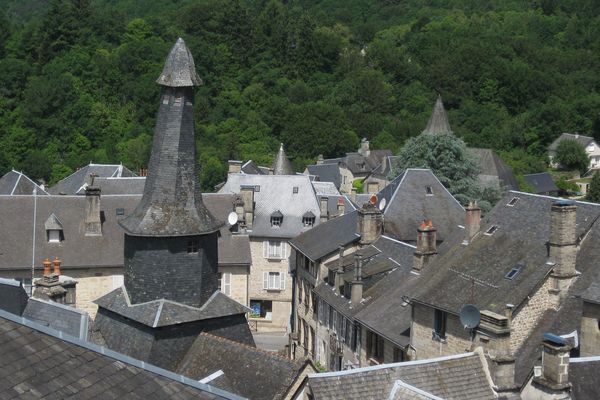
[
  {"xmin": 156, "ymin": 38, "xmax": 203, "ymax": 87},
  {"xmin": 272, "ymin": 143, "xmax": 294, "ymax": 175},
  {"xmin": 119, "ymin": 39, "xmax": 220, "ymax": 236},
  {"xmin": 422, "ymin": 94, "xmax": 453, "ymax": 135}
]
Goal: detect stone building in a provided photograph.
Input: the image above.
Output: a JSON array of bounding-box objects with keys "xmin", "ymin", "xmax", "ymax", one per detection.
[{"xmin": 549, "ymin": 132, "xmax": 600, "ymax": 170}]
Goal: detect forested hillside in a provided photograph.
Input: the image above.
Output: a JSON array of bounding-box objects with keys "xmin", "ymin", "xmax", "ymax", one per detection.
[{"xmin": 0, "ymin": 0, "xmax": 599, "ymax": 190}]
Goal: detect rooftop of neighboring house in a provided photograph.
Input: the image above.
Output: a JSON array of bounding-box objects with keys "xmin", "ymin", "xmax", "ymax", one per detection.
[
  {"xmin": 523, "ymin": 172, "xmax": 559, "ymax": 194},
  {"xmin": 0, "ymin": 309, "xmax": 240, "ymax": 399},
  {"xmin": 0, "ymin": 192, "xmax": 251, "ymax": 271},
  {"xmin": 0, "ymin": 278, "xmax": 29, "ymax": 315},
  {"xmin": 548, "ymin": 132, "xmax": 596, "ymax": 155},
  {"xmin": 74, "ymin": 176, "xmax": 146, "ymax": 195},
  {"xmin": 307, "ymin": 350, "xmax": 496, "ymax": 400},
  {"xmin": 176, "ymin": 332, "xmax": 315, "ymax": 400},
  {"xmin": 318, "ymin": 194, "xmax": 356, "ymax": 220},
  {"xmin": 306, "ymin": 163, "xmax": 342, "ymax": 189},
  {"xmin": 369, "ymin": 155, "xmax": 399, "ymax": 179},
  {"xmin": 375, "ymin": 168, "xmax": 465, "ymax": 242},
  {"xmin": 312, "ymin": 181, "xmax": 340, "ymax": 196},
  {"xmin": 48, "ymin": 163, "xmax": 136, "ymax": 195},
  {"xmin": 570, "ymin": 357, "xmax": 600, "ymax": 399},
  {"xmin": 469, "ymin": 148, "xmax": 520, "ymax": 190},
  {"xmin": 0, "ymin": 170, "xmax": 48, "ymax": 195},
  {"xmin": 240, "ymin": 160, "xmax": 270, "ymax": 175},
  {"xmin": 218, "ymin": 173, "xmax": 321, "ymax": 239}
]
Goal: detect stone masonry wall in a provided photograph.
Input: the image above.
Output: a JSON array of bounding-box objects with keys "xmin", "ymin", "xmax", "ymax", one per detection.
[
  {"xmin": 510, "ymin": 277, "xmax": 553, "ymax": 353},
  {"xmin": 218, "ymin": 265, "xmax": 248, "ymax": 306},
  {"xmin": 580, "ymin": 301, "xmax": 600, "ymax": 357}
]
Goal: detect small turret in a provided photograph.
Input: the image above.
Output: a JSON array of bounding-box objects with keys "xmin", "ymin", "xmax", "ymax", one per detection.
[
  {"xmin": 272, "ymin": 143, "xmax": 294, "ymax": 175},
  {"xmin": 422, "ymin": 94, "xmax": 453, "ymax": 136}
]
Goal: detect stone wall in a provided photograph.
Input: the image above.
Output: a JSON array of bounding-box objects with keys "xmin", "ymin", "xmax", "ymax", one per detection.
[
  {"xmin": 580, "ymin": 301, "xmax": 600, "ymax": 357},
  {"xmin": 218, "ymin": 265, "xmax": 249, "ymax": 306},
  {"xmin": 510, "ymin": 277, "xmax": 553, "ymax": 353}
]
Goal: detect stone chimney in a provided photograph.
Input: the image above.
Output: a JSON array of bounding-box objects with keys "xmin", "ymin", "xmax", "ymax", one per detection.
[
  {"xmin": 532, "ymin": 334, "xmax": 573, "ymax": 396},
  {"xmin": 228, "ymin": 160, "xmax": 242, "ymax": 173},
  {"xmin": 316, "ymin": 154, "xmax": 324, "ymax": 165},
  {"xmin": 413, "ymin": 220, "xmax": 437, "ymax": 272},
  {"xmin": 351, "ymin": 253, "xmax": 363, "ymax": 306},
  {"xmin": 350, "ymin": 188, "xmax": 357, "ymax": 203},
  {"xmin": 465, "ymin": 201, "xmax": 481, "ymax": 243},
  {"xmin": 549, "ymin": 200, "xmax": 578, "ymax": 303},
  {"xmin": 320, "ymin": 197, "xmax": 329, "ymax": 223},
  {"xmin": 84, "ymin": 185, "xmax": 102, "ymax": 236},
  {"xmin": 240, "ymin": 186, "xmax": 255, "ymax": 229},
  {"xmin": 34, "ymin": 257, "xmax": 77, "ymax": 305},
  {"xmin": 334, "ymin": 245, "xmax": 345, "ymax": 291},
  {"xmin": 233, "ymin": 195, "xmax": 245, "ymax": 227},
  {"xmin": 357, "ymin": 199, "xmax": 383, "ymax": 245},
  {"xmin": 359, "ymin": 138, "xmax": 370, "ymax": 157},
  {"xmin": 336, "ymin": 198, "xmax": 345, "ymax": 216}
]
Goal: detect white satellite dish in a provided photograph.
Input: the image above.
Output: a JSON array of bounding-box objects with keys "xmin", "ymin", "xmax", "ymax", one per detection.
[
  {"xmin": 379, "ymin": 198, "xmax": 387, "ymax": 211},
  {"xmin": 227, "ymin": 212, "xmax": 239, "ymax": 226}
]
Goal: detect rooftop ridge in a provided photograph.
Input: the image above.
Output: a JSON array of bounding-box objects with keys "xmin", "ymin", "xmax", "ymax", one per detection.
[{"xmin": 508, "ymin": 190, "xmax": 600, "ymax": 207}]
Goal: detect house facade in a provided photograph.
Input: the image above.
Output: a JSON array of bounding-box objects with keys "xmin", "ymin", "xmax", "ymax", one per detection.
[{"xmin": 549, "ymin": 132, "xmax": 600, "ymax": 170}]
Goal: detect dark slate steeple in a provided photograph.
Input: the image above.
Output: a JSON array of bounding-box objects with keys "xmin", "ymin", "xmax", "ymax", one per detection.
[
  {"xmin": 120, "ymin": 38, "xmax": 220, "ymax": 237},
  {"xmin": 422, "ymin": 94, "xmax": 453, "ymax": 136},
  {"xmin": 272, "ymin": 143, "xmax": 294, "ymax": 175}
]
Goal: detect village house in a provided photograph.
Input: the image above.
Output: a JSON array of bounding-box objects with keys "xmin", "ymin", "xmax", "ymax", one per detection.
[{"xmin": 549, "ymin": 132, "xmax": 600, "ymax": 170}]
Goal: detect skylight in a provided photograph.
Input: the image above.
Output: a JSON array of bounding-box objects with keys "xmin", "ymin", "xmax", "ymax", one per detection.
[
  {"xmin": 507, "ymin": 197, "xmax": 519, "ymax": 207},
  {"xmin": 484, "ymin": 225, "xmax": 498, "ymax": 235},
  {"xmin": 425, "ymin": 186, "xmax": 433, "ymax": 196},
  {"xmin": 505, "ymin": 265, "xmax": 523, "ymax": 280}
]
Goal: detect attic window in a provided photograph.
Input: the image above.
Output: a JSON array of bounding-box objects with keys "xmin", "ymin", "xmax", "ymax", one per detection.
[
  {"xmin": 302, "ymin": 211, "xmax": 316, "ymax": 227},
  {"xmin": 507, "ymin": 197, "xmax": 519, "ymax": 207},
  {"xmin": 484, "ymin": 225, "xmax": 498, "ymax": 235},
  {"xmin": 48, "ymin": 230, "xmax": 63, "ymax": 243},
  {"xmin": 505, "ymin": 265, "xmax": 523, "ymax": 280},
  {"xmin": 425, "ymin": 186, "xmax": 433, "ymax": 196},
  {"xmin": 116, "ymin": 208, "xmax": 125, "ymax": 216},
  {"xmin": 255, "ymin": 185, "xmax": 260, "ymax": 192},
  {"xmin": 45, "ymin": 213, "xmax": 64, "ymax": 243},
  {"xmin": 293, "ymin": 187, "xmax": 299, "ymax": 194},
  {"xmin": 271, "ymin": 211, "xmax": 283, "ymax": 227},
  {"xmin": 358, "ymin": 162, "xmax": 366, "ymax": 171}
]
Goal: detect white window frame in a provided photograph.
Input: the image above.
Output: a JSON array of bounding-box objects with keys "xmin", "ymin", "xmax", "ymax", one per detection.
[
  {"xmin": 221, "ymin": 272, "xmax": 232, "ymax": 296},
  {"xmin": 263, "ymin": 271, "xmax": 286, "ymax": 291},
  {"xmin": 263, "ymin": 240, "xmax": 287, "ymax": 259},
  {"xmin": 48, "ymin": 230, "xmax": 61, "ymax": 243}
]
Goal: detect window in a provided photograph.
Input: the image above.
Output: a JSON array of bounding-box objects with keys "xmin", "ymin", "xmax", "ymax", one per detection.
[
  {"xmin": 332, "ymin": 310, "xmax": 338, "ymax": 333},
  {"xmin": 302, "ymin": 216, "xmax": 315, "ymax": 227},
  {"xmin": 367, "ymin": 331, "xmax": 384, "ymax": 363},
  {"xmin": 263, "ymin": 240, "xmax": 286, "ymax": 259},
  {"xmin": 484, "ymin": 225, "xmax": 498, "ymax": 235},
  {"xmin": 255, "ymin": 185, "xmax": 260, "ymax": 192},
  {"xmin": 271, "ymin": 211, "xmax": 283, "ymax": 227},
  {"xmin": 250, "ymin": 299, "xmax": 272, "ymax": 320},
  {"xmin": 221, "ymin": 272, "xmax": 231, "ymax": 296},
  {"xmin": 298, "ymin": 281, "xmax": 303, "ymax": 304},
  {"xmin": 393, "ymin": 347, "xmax": 404, "ymax": 362},
  {"xmin": 45, "ymin": 214, "xmax": 64, "ymax": 243},
  {"xmin": 505, "ymin": 264, "xmax": 523, "ymax": 280},
  {"xmin": 425, "ymin": 186, "xmax": 433, "ymax": 195},
  {"xmin": 303, "ymin": 282, "xmax": 310, "ymax": 307},
  {"xmin": 507, "ymin": 197, "xmax": 519, "ymax": 207},
  {"xmin": 263, "ymin": 271, "xmax": 286, "ymax": 290},
  {"xmin": 48, "ymin": 230, "xmax": 62, "ymax": 243},
  {"xmin": 433, "ymin": 309, "xmax": 447, "ymax": 340},
  {"xmin": 116, "ymin": 208, "xmax": 125, "ymax": 216},
  {"xmin": 293, "ymin": 186, "xmax": 299, "ymax": 194},
  {"xmin": 187, "ymin": 239, "xmax": 199, "ymax": 253}
]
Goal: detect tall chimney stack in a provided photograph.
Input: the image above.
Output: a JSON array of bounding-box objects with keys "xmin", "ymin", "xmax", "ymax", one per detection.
[
  {"xmin": 357, "ymin": 198, "xmax": 383, "ymax": 245},
  {"xmin": 228, "ymin": 160, "xmax": 242, "ymax": 174},
  {"xmin": 413, "ymin": 220, "xmax": 437, "ymax": 272},
  {"xmin": 320, "ymin": 197, "xmax": 329, "ymax": 223},
  {"xmin": 465, "ymin": 201, "xmax": 481, "ymax": 243},
  {"xmin": 84, "ymin": 183, "xmax": 102, "ymax": 236},
  {"xmin": 350, "ymin": 253, "xmax": 363, "ymax": 306},
  {"xmin": 532, "ymin": 334, "xmax": 573, "ymax": 396},
  {"xmin": 240, "ymin": 186, "xmax": 255, "ymax": 229},
  {"xmin": 549, "ymin": 200, "xmax": 578, "ymax": 303}
]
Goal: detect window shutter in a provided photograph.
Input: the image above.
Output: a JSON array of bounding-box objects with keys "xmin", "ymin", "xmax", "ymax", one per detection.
[
  {"xmin": 263, "ymin": 241, "xmax": 268, "ymax": 258},
  {"xmin": 280, "ymin": 272, "xmax": 286, "ymax": 290},
  {"xmin": 263, "ymin": 272, "xmax": 268, "ymax": 289},
  {"xmin": 282, "ymin": 242, "xmax": 287, "ymax": 259}
]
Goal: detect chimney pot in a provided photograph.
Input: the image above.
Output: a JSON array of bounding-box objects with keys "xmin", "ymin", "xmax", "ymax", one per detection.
[
  {"xmin": 53, "ymin": 257, "xmax": 61, "ymax": 276},
  {"xmin": 43, "ymin": 258, "xmax": 52, "ymax": 276}
]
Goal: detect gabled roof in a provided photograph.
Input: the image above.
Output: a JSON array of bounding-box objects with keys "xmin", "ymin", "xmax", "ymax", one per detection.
[
  {"xmin": 422, "ymin": 95, "xmax": 453, "ymax": 136},
  {"xmin": 240, "ymin": 160, "xmax": 269, "ymax": 175},
  {"xmin": 176, "ymin": 332, "xmax": 314, "ymax": 400},
  {"xmin": 469, "ymin": 148, "xmax": 519, "ymax": 190},
  {"xmin": 219, "ymin": 174, "xmax": 321, "ymax": 238},
  {"xmin": 523, "ymin": 172, "xmax": 558, "ymax": 194},
  {"xmin": 311, "ymin": 181, "xmax": 340, "ymax": 196},
  {"xmin": 44, "ymin": 213, "xmax": 63, "ymax": 230},
  {"xmin": 306, "ymin": 164, "xmax": 342, "ymax": 189},
  {"xmin": 272, "ymin": 143, "xmax": 294, "ymax": 175},
  {"xmin": 75, "ymin": 177, "xmax": 146, "ymax": 195},
  {"xmin": 0, "ymin": 170, "xmax": 48, "ymax": 195},
  {"xmin": 376, "ymin": 169, "xmax": 465, "ymax": 242},
  {"xmin": 308, "ymin": 350, "xmax": 496, "ymax": 400},
  {"xmin": 0, "ymin": 310, "xmax": 239, "ymax": 399},
  {"xmin": 48, "ymin": 163, "xmax": 135, "ymax": 195},
  {"xmin": 548, "ymin": 132, "xmax": 595, "ymax": 154}
]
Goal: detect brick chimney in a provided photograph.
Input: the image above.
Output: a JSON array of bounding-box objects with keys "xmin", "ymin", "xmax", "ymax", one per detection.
[
  {"xmin": 350, "ymin": 253, "xmax": 363, "ymax": 306},
  {"xmin": 228, "ymin": 160, "xmax": 242, "ymax": 173},
  {"xmin": 43, "ymin": 258, "xmax": 52, "ymax": 276},
  {"xmin": 336, "ymin": 198, "xmax": 345, "ymax": 216},
  {"xmin": 240, "ymin": 186, "xmax": 255, "ymax": 229},
  {"xmin": 320, "ymin": 197, "xmax": 329, "ymax": 223},
  {"xmin": 84, "ymin": 184, "xmax": 102, "ymax": 236},
  {"xmin": 532, "ymin": 334, "xmax": 573, "ymax": 396},
  {"xmin": 357, "ymin": 198, "xmax": 383, "ymax": 245},
  {"xmin": 465, "ymin": 201, "xmax": 481, "ymax": 243},
  {"xmin": 413, "ymin": 220, "xmax": 437, "ymax": 272},
  {"xmin": 549, "ymin": 200, "xmax": 578, "ymax": 303}
]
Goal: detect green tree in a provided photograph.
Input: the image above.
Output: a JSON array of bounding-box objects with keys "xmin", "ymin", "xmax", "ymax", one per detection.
[
  {"xmin": 586, "ymin": 171, "xmax": 600, "ymax": 202},
  {"xmin": 554, "ymin": 139, "xmax": 589, "ymax": 174}
]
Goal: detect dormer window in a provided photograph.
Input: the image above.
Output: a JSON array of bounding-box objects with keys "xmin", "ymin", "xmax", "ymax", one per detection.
[
  {"xmin": 271, "ymin": 210, "xmax": 283, "ymax": 227},
  {"xmin": 302, "ymin": 211, "xmax": 316, "ymax": 227},
  {"xmin": 293, "ymin": 187, "xmax": 299, "ymax": 194},
  {"xmin": 44, "ymin": 213, "xmax": 64, "ymax": 243}
]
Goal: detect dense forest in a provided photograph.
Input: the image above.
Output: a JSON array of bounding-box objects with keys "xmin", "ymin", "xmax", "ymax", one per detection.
[{"xmin": 0, "ymin": 0, "xmax": 599, "ymax": 190}]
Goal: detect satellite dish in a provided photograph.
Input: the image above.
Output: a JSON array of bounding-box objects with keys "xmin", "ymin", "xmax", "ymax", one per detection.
[
  {"xmin": 227, "ymin": 212, "xmax": 239, "ymax": 226},
  {"xmin": 379, "ymin": 198, "xmax": 387, "ymax": 211},
  {"xmin": 459, "ymin": 304, "xmax": 481, "ymax": 329}
]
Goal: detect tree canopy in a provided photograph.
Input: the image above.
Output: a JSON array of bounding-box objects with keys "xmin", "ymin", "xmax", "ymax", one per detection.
[
  {"xmin": 586, "ymin": 171, "xmax": 600, "ymax": 202},
  {"xmin": 554, "ymin": 139, "xmax": 589, "ymax": 174}
]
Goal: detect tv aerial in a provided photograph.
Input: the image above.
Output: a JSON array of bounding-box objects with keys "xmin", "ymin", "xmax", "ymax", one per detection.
[{"xmin": 459, "ymin": 304, "xmax": 481, "ymax": 330}]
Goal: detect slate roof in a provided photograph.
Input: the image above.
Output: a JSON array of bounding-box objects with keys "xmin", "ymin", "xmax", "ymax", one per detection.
[
  {"xmin": 570, "ymin": 357, "xmax": 600, "ymax": 399},
  {"xmin": 375, "ymin": 169, "xmax": 465, "ymax": 242},
  {"xmin": 0, "ymin": 278, "xmax": 29, "ymax": 316},
  {"xmin": 22, "ymin": 297, "xmax": 90, "ymax": 340},
  {"xmin": 74, "ymin": 177, "xmax": 146, "ymax": 195},
  {"xmin": 548, "ymin": 133, "xmax": 595, "ymax": 155},
  {"xmin": 0, "ymin": 170, "xmax": 48, "ymax": 195},
  {"xmin": 272, "ymin": 143, "xmax": 295, "ymax": 175},
  {"xmin": 48, "ymin": 163, "xmax": 135, "ymax": 195},
  {"xmin": 410, "ymin": 192, "xmax": 600, "ymax": 316},
  {"xmin": 176, "ymin": 332, "xmax": 313, "ymax": 400},
  {"xmin": 0, "ymin": 310, "xmax": 240, "ymax": 399},
  {"xmin": 156, "ymin": 37, "xmax": 203, "ymax": 87},
  {"xmin": 308, "ymin": 351, "xmax": 496, "ymax": 400},
  {"xmin": 422, "ymin": 95, "xmax": 453, "ymax": 135},
  {"xmin": 523, "ymin": 172, "xmax": 558, "ymax": 194},
  {"xmin": 370, "ymin": 155, "xmax": 399, "ymax": 179},
  {"xmin": 306, "ymin": 164, "xmax": 342, "ymax": 189},
  {"xmin": 320, "ymin": 195, "xmax": 357, "ymax": 219},
  {"xmin": 312, "ymin": 181, "xmax": 340, "ymax": 196},
  {"xmin": 290, "ymin": 211, "xmax": 360, "ymax": 261},
  {"xmin": 219, "ymin": 174, "xmax": 321, "ymax": 238},
  {"xmin": 95, "ymin": 287, "xmax": 250, "ymax": 328},
  {"xmin": 469, "ymin": 148, "xmax": 520, "ymax": 190},
  {"xmin": 240, "ymin": 160, "xmax": 268, "ymax": 175}
]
